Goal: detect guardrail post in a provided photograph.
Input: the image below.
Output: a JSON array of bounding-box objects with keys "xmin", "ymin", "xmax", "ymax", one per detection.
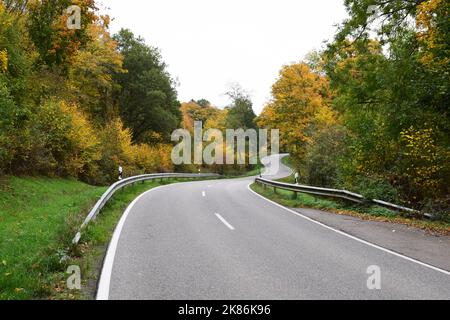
[{"xmin": 291, "ymin": 191, "xmax": 297, "ymax": 200}]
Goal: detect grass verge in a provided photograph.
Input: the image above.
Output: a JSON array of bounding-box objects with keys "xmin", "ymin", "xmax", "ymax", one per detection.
[
  {"xmin": 0, "ymin": 176, "xmax": 106, "ymax": 299},
  {"xmin": 250, "ymin": 182, "xmax": 450, "ymax": 236}
]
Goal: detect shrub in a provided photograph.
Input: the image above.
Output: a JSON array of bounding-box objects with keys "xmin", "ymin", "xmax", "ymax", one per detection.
[
  {"xmin": 95, "ymin": 119, "xmax": 175, "ymax": 183},
  {"xmin": 0, "ymin": 83, "xmax": 19, "ymax": 171},
  {"xmin": 96, "ymin": 118, "xmax": 135, "ymax": 183},
  {"xmin": 352, "ymin": 175, "xmax": 399, "ymax": 203},
  {"xmin": 25, "ymin": 100, "xmax": 72, "ymax": 175},
  {"xmin": 304, "ymin": 125, "xmax": 346, "ymax": 187},
  {"xmin": 399, "ymin": 127, "xmax": 450, "ymax": 202},
  {"xmin": 131, "ymin": 143, "xmax": 174, "ymax": 174},
  {"xmin": 59, "ymin": 102, "xmax": 101, "ymax": 179},
  {"xmin": 421, "ymin": 197, "xmax": 450, "ymax": 222},
  {"xmin": 17, "ymin": 100, "xmax": 100, "ymax": 179}
]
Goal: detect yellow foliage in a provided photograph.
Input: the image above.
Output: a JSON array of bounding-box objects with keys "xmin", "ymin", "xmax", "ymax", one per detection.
[
  {"xmin": 400, "ymin": 126, "xmax": 449, "ymax": 194},
  {"xmin": 98, "ymin": 119, "xmax": 174, "ymax": 180},
  {"xmin": 100, "ymin": 118, "xmax": 134, "ymax": 167},
  {"xmin": 0, "ymin": 49, "xmax": 7, "ymax": 72},
  {"xmin": 180, "ymin": 101, "xmax": 223, "ymax": 132},
  {"xmin": 69, "ymin": 22, "xmax": 125, "ymax": 118},
  {"xmin": 59, "ymin": 102, "xmax": 101, "ymax": 176},
  {"xmin": 157, "ymin": 144, "xmax": 175, "ymax": 172},
  {"xmin": 258, "ymin": 62, "xmax": 334, "ymax": 162},
  {"xmin": 204, "ymin": 108, "xmax": 228, "ymax": 131},
  {"xmin": 131, "ymin": 143, "xmax": 174, "ymax": 174},
  {"xmin": 416, "ymin": 0, "xmax": 449, "ymax": 67}
]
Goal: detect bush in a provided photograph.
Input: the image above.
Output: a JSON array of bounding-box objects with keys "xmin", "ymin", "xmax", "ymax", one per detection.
[
  {"xmin": 399, "ymin": 127, "xmax": 450, "ymax": 202},
  {"xmin": 0, "ymin": 83, "xmax": 19, "ymax": 171},
  {"xmin": 421, "ymin": 197, "xmax": 450, "ymax": 222},
  {"xmin": 59, "ymin": 102, "xmax": 101, "ymax": 179},
  {"xmin": 96, "ymin": 118, "xmax": 135, "ymax": 183},
  {"xmin": 96, "ymin": 119, "xmax": 175, "ymax": 184},
  {"xmin": 131, "ymin": 143, "xmax": 174, "ymax": 174},
  {"xmin": 304, "ymin": 125, "xmax": 346, "ymax": 187},
  {"xmin": 21, "ymin": 100, "xmax": 71, "ymax": 175},
  {"xmin": 352, "ymin": 175, "xmax": 399, "ymax": 203},
  {"xmin": 14, "ymin": 100, "xmax": 100, "ymax": 179}
]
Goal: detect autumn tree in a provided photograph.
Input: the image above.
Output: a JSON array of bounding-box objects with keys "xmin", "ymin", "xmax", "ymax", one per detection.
[
  {"xmin": 0, "ymin": 2, "xmax": 34, "ymax": 172},
  {"xmin": 27, "ymin": 0, "xmax": 98, "ymax": 68},
  {"xmin": 0, "ymin": 1, "xmax": 178, "ymax": 181},
  {"xmin": 68, "ymin": 19, "xmax": 124, "ymax": 123},
  {"xmin": 322, "ymin": 0, "xmax": 450, "ymax": 207},
  {"xmin": 258, "ymin": 63, "xmax": 335, "ymax": 169},
  {"xmin": 180, "ymin": 100, "xmax": 221, "ymax": 131}
]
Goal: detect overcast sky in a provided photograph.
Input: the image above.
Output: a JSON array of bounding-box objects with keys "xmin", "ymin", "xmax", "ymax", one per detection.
[{"xmin": 100, "ymin": 0, "xmax": 348, "ymax": 114}]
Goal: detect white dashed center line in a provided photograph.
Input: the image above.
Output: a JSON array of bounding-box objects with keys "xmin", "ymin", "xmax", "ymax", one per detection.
[{"xmin": 215, "ymin": 213, "xmax": 235, "ymax": 231}]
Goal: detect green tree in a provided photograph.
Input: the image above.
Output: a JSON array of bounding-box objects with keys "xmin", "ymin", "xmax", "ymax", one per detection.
[
  {"xmin": 196, "ymin": 98, "xmax": 211, "ymax": 108},
  {"xmin": 0, "ymin": 2, "xmax": 34, "ymax": 173},
  {"xmin": 225, "ymin": 84, "xmax": 256, "ymax": 129},
  {"xmin": 113, "ymin": 29, "xmax": 181, "ymax": 143},
  {"xmin": 323, "ymin": 0, "xmax": 450, "ymax": 206}
]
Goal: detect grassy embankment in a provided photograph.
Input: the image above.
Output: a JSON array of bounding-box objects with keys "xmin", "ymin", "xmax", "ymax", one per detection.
[
  {"xmin": 250, "ymin": 157, "xmax": 450, "ymax": 235},
  {"xmin": 0, "ymin": 176, "xmax": 106, "ymax": 299}
]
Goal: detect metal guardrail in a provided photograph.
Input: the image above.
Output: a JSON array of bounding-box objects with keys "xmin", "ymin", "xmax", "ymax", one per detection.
[
  {"xmin": 72, "ymin": 173, "xmax": 220, "ymax": 245},
  {"xmin": 255, "ymin": 178, "xmax": 365, "ymax": 203},
  {"xmin": 255, "ymin": 177, "xmax": 433, "ymax": 218}
]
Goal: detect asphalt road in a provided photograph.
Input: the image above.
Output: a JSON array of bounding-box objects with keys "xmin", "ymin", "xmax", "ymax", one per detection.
[{"xmin": 99, "ymin": 154, "xmax": 450, "ymax": 300}]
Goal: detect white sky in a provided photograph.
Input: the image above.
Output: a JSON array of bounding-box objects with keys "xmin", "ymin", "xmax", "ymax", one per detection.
[{"xmin": 100, "ymin": 0, "xmax": 348, "ymax": 114}]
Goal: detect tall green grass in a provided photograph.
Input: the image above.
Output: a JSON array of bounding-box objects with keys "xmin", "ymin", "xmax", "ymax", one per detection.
[{"xmin": 0, "ymin": 177, "xmax": 106, "ymax": 299}]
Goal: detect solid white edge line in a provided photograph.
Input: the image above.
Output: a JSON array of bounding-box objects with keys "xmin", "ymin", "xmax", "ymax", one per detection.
[
  {"xmin": 215, "ymin": 213, "xmax": 235, "ymax": 231},
  {"xmin": 96, "ymin": 184, "xmax": 175, "ymax": 300},
  {"xmin": 246, "ymin": 183, "xmax": 450, "ymax": 276}
]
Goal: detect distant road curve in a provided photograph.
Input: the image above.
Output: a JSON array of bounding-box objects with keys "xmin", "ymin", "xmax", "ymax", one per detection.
[{"xmin": 97, "ymin": 154, "xmax": 450, "ymax": 300}]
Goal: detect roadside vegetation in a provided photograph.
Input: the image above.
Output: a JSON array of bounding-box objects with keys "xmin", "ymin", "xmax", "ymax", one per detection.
[
  {"xmin": 257, "ymin": 0, "xmax": 450, "ymax": 219},
  {"xmin": 0, "ymin": 176, "xmax": 105, "ymax": 299},
  {"xmin": 251, "ymin": 156, "xmax": 450, "ymax": 235},
  {"xmin": 250, "ymin": 183, "xmax": 450, "ymax": 236}
]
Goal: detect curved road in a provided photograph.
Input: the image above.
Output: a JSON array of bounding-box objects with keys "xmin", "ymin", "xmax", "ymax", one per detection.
[{"xmin": 98, "ymin": 154, "xmax": 450, "ymax": 300}]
